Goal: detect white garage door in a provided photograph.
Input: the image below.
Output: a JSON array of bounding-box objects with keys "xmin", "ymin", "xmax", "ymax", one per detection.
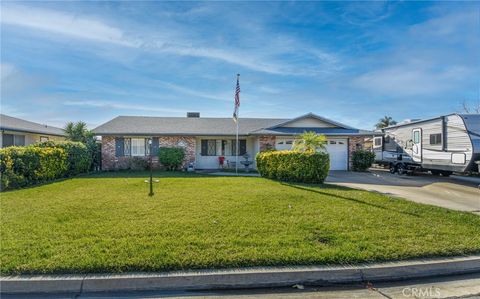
[
  {"xmin": 275, "ymin": 138, "xmax": 348, "ymax": 170},
  {"xmin": 326, "ymin": 139, "xmax": 348, "ymax": 170}
]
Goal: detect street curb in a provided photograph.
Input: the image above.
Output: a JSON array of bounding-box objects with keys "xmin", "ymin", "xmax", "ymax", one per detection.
[{"xmin": 1, "ymin": 256, "xmax": 479, "ymax": 294}]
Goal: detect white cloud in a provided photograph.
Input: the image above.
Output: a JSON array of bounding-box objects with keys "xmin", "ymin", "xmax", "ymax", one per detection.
[
  {"xmin": 0, "ymin": 4, "xmax": 340, "ymax": 76},
  {"xmin": 350, "ymin": 7, "xmax": 479, "ymax": 97},
  {"xmin": 156, "ymin": 81, "xmax": 230, "ymax": 102},
  {"xmin": 1, "ymin": 4, "xmax": 136, "ymax": 47},
  {"xmin": 352, "ymin": 65, "xmax": 474, "ymax": 96},
  {"xmin": 63, "ymin": 100, "xmax": 187, "ymax": 114}
]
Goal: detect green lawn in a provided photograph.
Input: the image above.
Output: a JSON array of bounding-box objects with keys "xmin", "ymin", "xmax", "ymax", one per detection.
[{"xmin": 1, "ymin": 171, "xmax": 479, "ymax": 275}]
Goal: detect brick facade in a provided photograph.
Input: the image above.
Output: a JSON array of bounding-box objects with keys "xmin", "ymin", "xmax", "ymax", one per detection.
[
  {"xmin": 348, "ymin": 136, "xmax": 366, "ymax": 170},
  {"xmin": 259, "ymin": 135, "xmax": 276, "ymax": 152},
  {"xmin": 158, "ymin": 136, "xmax": 196, "ymax": 168},
  {"xmin": 101, "ymin": 136, "xmax": 196, "ymax": 171}
]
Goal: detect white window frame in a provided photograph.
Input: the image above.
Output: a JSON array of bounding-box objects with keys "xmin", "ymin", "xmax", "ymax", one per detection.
[{"xmin": 131, "ymin": 138, "xmax": 146, "ymax": 156}]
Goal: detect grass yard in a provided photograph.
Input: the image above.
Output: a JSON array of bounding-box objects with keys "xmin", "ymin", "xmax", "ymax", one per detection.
[{"xmin": 1, "ymin": 171, "xmax": 480, "ymax": 275}]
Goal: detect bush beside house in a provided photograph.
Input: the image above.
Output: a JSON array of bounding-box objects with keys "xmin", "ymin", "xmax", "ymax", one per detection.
[
  {"xmin": 256, "ymin": 150, "xmax": 330, "ymax": 183},
  {"xmin": 35, "ymin": 141, "xmax": 92, "ymax": 175},
  {"xmin": 0, "ymin": 141, "xmax": 96, "ymax": 191},
  {"xmin": 159, "ymin": 147, "xmax": 185, "ymax": 171},
  {"xmin": 351, "ymin": 150, "xmax": 376, "ymax": 171},
  {"xmin": 0, "ymin": 146, "xmax": 68, "ymax": 190}
]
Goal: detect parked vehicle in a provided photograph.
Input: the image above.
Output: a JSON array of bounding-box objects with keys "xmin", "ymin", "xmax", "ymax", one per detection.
[{"xmin": 373, "ymin": 114, "xmax": 480, "ymax": 176}]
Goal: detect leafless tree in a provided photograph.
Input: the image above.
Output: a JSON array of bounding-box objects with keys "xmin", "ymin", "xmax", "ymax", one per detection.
[{"xmin": 461, "ymin": 100, "xmax": 480, "ymax": 114}]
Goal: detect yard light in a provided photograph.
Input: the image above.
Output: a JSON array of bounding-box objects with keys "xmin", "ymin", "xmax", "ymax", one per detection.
[{"xmin": 148, "ymin": 138, "xmax": 154, "ymax": 196}]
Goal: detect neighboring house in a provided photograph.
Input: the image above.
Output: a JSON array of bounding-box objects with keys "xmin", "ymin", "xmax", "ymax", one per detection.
[
  {"xmin": 93, "ymin": 112, "xmax": 378, "ymax": 171},
  {"xmin": 0, "ymin": 114, "xmax": 66, "ymax": 148}
]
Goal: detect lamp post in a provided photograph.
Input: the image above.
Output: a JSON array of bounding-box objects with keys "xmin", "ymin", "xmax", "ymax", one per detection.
[{"xmin": 148, "ymin": 138, "xmax": 154, "ymax": 196}]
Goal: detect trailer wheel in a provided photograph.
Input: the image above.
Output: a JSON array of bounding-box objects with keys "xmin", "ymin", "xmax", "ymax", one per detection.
[
  {"xmin": 440, "ymin": 171, "xmax": 452, "ymax": 177},
  {"xmin": 389, "ymin": 164, "xmax": 397, "ymax": 174},
  {"xmin": 397, "ymin": 163, "xmax": 407, "ymax": 175}
]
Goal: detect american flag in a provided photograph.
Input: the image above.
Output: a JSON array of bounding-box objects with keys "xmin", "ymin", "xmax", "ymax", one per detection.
[{"xmin": 233, "ymin": 74, "xmax": 240, "ymax": 123}]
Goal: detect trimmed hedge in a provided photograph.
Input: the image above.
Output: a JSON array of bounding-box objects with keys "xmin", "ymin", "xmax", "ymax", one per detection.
[
  {"xmin": 256, "ymin": 150, "xmax": 330, "ymax": 183},
  {"xmin": 352, "ymin": 150, "xmax": 376, "ymax": 172},
  {"xmin": 159, "ymin": 147, "xmax": 185, "ymax": 171},
  {"xmin": 0, "ymin": 146, "xmax": 68, "ymax": 190},
  {"xmin": 35, "ymin": 141, "xmax": 92, "ymax": 175}
]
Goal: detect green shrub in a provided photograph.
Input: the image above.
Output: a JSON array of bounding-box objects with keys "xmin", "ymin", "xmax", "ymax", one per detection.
[
  {"xmin": 36, "ymin": 141, "xmax": 92, "ymax": 175},
  {"xmin": 159, "ymin": 147, "xmax": 185, "ymax": 171},
  {"xmin": 352, "ymin": 150, "xmax": 375, "ymax": 172},
  {"xmin": 0, "ymin": 146, "xmax": 68, "ymax": 190},
  {"xmin": 129, "ymin": 157, "xmax": 149, "ymax": 170},
  {"xmin": 256, "ymin": 150, "xmax": 330, "ymax": 183}
]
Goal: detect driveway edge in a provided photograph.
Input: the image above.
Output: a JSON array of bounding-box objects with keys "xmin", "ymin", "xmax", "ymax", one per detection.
[{"xmin": 1, "ymin": 256, "xmax": 479, "ymax": 294}]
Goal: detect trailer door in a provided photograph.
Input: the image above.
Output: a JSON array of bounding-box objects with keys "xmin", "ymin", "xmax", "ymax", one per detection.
[{"xmin": 412, "ymin": 128, "xmax": 422, "ymax": 163}]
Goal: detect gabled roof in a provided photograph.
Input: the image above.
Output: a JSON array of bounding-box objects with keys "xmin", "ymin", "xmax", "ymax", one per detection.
[
  {"xmin": 269, "ymin": 113, "xmax": 355, "ymax": 129},
  {"xmin": 93, "ymin": 113, "xmax": 376, "ymax": 136},
  {"xmin": 0, "ymin": 114, "xmax": 65, "ymax": 137}
]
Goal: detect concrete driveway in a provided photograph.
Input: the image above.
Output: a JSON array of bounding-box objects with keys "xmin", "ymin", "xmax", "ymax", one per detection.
[{"xmin": 326, "ymin": 169, "xmax": 480, "ymax": 214}]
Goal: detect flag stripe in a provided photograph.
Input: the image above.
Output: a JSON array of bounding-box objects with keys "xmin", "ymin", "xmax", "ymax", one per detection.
[{"xmin": 233, "ymin": 76, "xmax": 240, "ymax": 122}]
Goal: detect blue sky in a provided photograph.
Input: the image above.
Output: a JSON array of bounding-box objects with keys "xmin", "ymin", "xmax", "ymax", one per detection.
[{"xmin": 1, "ymin": 1, "xmax": 479, "ymax": 129}]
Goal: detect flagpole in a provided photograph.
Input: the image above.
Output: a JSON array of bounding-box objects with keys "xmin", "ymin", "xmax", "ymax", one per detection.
[{"xmin": 235, "ymin": 74, "xmax": 240, "ymax": 175}]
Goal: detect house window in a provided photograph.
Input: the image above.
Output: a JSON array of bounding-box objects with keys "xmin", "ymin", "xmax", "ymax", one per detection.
[
  {"xmin": 40, "ymin": 136, "xmax": 49, "ymax": 142},
  {"xmin": 201, "ymin": 139, "xmax": 246, "ymax": 156},
  {"xmin": 124, "ymin": 138, "xmax": 131, "ymax": 156},
  {"xmin": 201, "ymin": 140, "xmax": 217, "ymax": 156},
  {"xmin": 231, "ymin": 140, "xmax": 247, "ymax": 156},
  {"xmin": 131, "ymin": 138, "xmax": 146, "ymax": 156},
  {"xmin": 430, "ymin": 133, "xmax": 442, "ymax": 145},
  {"xmin": 2, "ymin": 134, "xmax": 25, "ymax": 147}
]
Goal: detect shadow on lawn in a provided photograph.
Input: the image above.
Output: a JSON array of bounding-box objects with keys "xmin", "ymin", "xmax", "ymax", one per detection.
[{"xmin": 281, "ymin": 183, "xmax": 421, "ymax": 218}]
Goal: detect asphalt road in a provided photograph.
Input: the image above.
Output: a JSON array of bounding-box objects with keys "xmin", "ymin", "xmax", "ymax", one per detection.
[
  {"xmin": 326, "ymin": 169, "xmax": 480, "ymax": 214},
  {"xmin": 4, "ymin": 273, "xmax": 480, "ymax": 298}
]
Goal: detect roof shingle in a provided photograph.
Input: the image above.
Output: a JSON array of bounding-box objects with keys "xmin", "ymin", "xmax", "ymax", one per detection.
[{"xmin": 0, "ymin": 114, "xmax": 65, "ymax": 136}]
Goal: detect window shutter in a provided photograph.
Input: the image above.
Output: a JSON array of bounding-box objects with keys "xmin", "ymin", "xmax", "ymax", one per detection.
[
  {"xmin": 115, "ymin": 138, "xmax": 124, "ymax": 157},
  {"xmin": 2, "ymin": 134, "xmax": 14, "ymax": 147},
  {"xmin": 240, "ymin": 140, "xmax": 247, "ymax": 155},
  {"xmin": 201, "ymin": 140, "xmax": 208, "ymax": 156},
  {"xmin": 152, "ymin": 137, "xmax": 159, "ymax": 156}
]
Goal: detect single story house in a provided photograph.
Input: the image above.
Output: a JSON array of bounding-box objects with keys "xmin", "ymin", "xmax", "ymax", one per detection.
[
  {"xmin": 94, "ymin": 113, "xmax": 377, "ymax": 171},
  {"xmin": 0, "ymin": 114, "xmax": 66, "ymax": 148}
]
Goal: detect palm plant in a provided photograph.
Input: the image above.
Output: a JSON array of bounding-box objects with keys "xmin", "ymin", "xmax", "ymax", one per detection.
[
  {"xmin": 64, "ymin": 121, "xmax": 93, "ymax": 143},
  {"xmin": 292, "ymin": 131, "xmax": 327, "ymax": 153},
  {"xmin": 375, "ymin": 116, "xmax": 397, "ymax": 129}
]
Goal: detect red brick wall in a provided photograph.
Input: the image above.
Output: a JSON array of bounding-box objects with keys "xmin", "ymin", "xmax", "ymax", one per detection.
[
  {"xmin": 259, "ymin": 135, "xmax": 276, "ymax": 152},
  {"xmin": 101, "ymin": 136, "xmax": 196, "ymax": 170}
]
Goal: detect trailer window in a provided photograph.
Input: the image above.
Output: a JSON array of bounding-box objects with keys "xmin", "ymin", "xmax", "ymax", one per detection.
[
  {"xmin": 413, "ymin": 131, "xmax": 420, "ymax": 144},
  {"xmin": 429, "ymin": 133, "xmax": 442, "ymax": 145}
]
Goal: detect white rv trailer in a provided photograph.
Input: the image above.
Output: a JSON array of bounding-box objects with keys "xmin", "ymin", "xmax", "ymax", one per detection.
[{"xmin": 373, "ymin": 114, "xmax": 480, "ymax": 176}]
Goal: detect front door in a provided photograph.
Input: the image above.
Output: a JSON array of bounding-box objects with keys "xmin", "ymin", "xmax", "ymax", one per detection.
[{"xmin": 412, "ymin": 128, "xmax": 422, "ymax": 163}]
